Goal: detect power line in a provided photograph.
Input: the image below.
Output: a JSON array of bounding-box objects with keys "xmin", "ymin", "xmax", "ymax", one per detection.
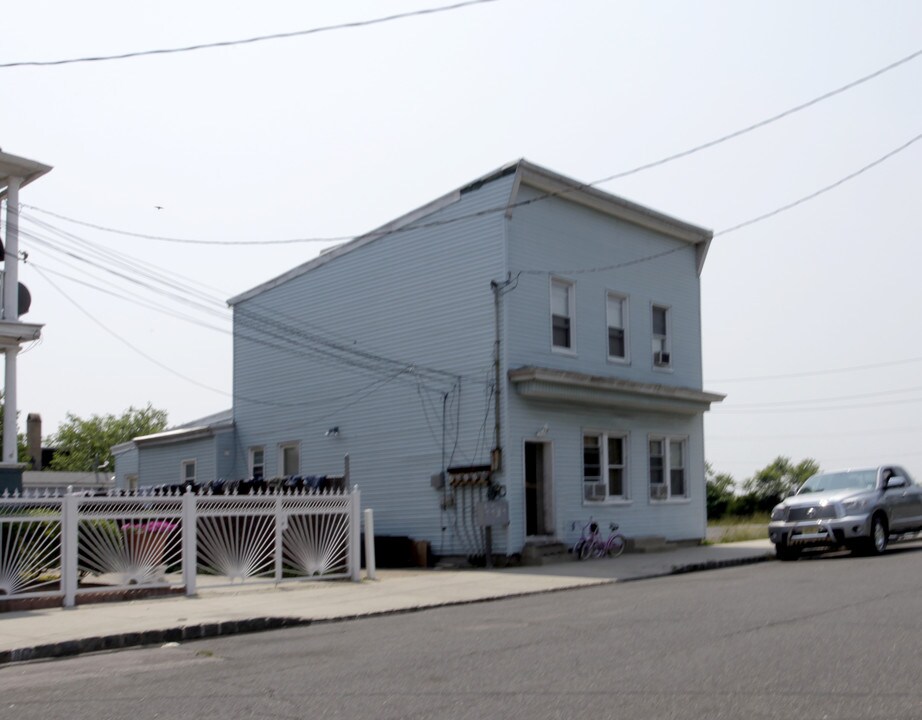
[
  {"xmin": 23, "ymin": 219, "xmax": 478, "ymax": 394},
  {"xmin": 708, "ymin": 425, "xmax": 922, "ymax": 441},
  {"xmin": 712, "ymin": 395, "xmax": 922, "ymax": 414},
  {"xmin": 516, "ymin": 129, "xmax": 922, "ymax": 275},
  {"xmin": 19, "ymin": 45, "xmax": 922, "ymax": 248},
  {"xmin": 0, "ymin": 0, "xmax": 501, "ymax": 68},
  {"xmin": 585, "ymin": 47, "xmax": 922, "ymax": 185},
  {"xmin": 717, "ymin": 384, "xmax": 922, "ymax": 410},
  {"xmin": 708, "ymin": 355, "xmax": 922, "ymax": 383},
  {"xmin": 20, "ymin": 206, "xmax": 351, "ymax": 245},
  {"xmin": 32, "ymin": 121, "xmax": 907, "ymax": 284},
  {"xmin": 715, "ymin": 132, "xmax": 922, "ymax": 236},
  {"xmin": 33, "ymin": 265, "xmax": 232, "ymax": 397}
]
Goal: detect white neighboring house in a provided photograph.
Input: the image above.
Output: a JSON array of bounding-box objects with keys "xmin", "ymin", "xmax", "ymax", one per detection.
[
  {"xmin": 21, "ymin": 471, "xmax": 115, "ymax": 495},
  {"xmin": 115, "ymin": 160, "xmax": 724, "ymax": 556}
]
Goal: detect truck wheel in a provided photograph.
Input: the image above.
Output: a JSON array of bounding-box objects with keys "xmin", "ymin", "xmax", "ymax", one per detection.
[
  {"xmin": 866, "ymin": 515, "xmax": 888, "ymax": 556},
  {"xmin": 775, "ymin": 543, "xmax": 800, "ymax": 561}
]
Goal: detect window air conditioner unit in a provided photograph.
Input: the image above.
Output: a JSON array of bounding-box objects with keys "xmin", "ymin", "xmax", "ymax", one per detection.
[
  {"xmin": 584, "ymin": 483, "xmax": 606, "ymax": 502},
  {"xmin": 654, "ymin": 351, "xmax": 671, "ymax": 366}
]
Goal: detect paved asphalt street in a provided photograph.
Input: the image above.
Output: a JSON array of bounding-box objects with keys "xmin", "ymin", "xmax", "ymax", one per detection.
[{"xmin": 2, "ymin": 543, "xmax": 921, "ymax": 720}]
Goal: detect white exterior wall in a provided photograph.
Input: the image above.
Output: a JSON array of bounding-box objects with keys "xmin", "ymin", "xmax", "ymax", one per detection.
[
  {"xmin": 113, "ymin": 445, "xmax": 139, "ymax": 490},
  {"xmin": 500, "ymin": 187, "xmax": 709, "ymax": 544},
  {"xmin": 231, "ymin": 175, "xmax": 515, "ymax": 553},
  {"xmin": 138, "ymin": 436, "xmax": 218, "ymax": 488},
  {"xmin": 127, "ymin": 165, "xmax": 714, "ymax": 553}
]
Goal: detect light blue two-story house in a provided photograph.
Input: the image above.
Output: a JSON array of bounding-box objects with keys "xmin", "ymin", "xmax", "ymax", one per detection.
[{"xmin": 117, "ymin": 160, "xmax": 723, "ymax": 557}]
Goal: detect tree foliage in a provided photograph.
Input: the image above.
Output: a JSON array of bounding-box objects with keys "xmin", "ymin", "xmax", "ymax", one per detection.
[
  {"xmin": 742, "ymin": 456, "xmax": 820, "ymax": 513},
  {"xmin": 48, "ymin": 405, "xmax": 168, "ymax": 472},
  {"xmin": 706, "ymin": 462, "xmax": 736, "ymax": 520}
]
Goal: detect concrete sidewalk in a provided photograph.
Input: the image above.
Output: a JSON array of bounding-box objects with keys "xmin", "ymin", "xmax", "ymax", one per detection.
[{"xmin": 0, "ymin": 540, "xmax": 773, "ymax": 666}]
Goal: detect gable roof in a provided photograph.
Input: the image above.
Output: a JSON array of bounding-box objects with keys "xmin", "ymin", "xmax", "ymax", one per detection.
[{"xmin": 228, "ymin": 159, "xmax": 713, "ymax": 305}]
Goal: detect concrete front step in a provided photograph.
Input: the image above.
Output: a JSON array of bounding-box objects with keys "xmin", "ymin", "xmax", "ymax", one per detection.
[{"xmin": 521, "ymin": 541, "xmax": 572, "ymax": 566}]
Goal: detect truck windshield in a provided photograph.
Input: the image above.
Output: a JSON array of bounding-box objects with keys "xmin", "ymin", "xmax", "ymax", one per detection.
[{"xmin": 798, "ymin": 470, "xmax": 877, "ymax": 494}]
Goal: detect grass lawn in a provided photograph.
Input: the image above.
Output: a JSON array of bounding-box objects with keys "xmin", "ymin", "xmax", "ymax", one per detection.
[{"xmin": 707, "ymin": 514, "xmax": 770, "ymax": 543}]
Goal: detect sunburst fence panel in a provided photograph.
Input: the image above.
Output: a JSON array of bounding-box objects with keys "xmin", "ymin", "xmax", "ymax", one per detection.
[
  {"xmin": 0, "ymin": 494, "xmax": 64, "ymax": 600},
  {"xmin": 195, "ymin": 489, "xmax": 355, "ymax": 585},
  {"xmin": 75, "ymin": 492, "xmax": 184, "ymax": 594}
]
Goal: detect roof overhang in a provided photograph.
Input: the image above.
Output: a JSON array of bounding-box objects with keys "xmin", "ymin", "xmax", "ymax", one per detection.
[
  {"xmin": 134, "ymin": 421, "xmax": 234, "ymax": 448},
  {"xmin": 0, "ymin": 151, "xmax": 53, "ymax": 199},
  {"xmin": 509, "ymin": 366, "xmax": 724, "ymax": 415},
  {"xmin": 0, "ymin": 321, "xmax": 43, "ymax": 349}
]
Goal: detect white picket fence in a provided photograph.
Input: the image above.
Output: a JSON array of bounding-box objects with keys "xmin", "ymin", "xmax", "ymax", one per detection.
[{"xmin": 0, "ymin": 487, "xmax": 363, "ymax": 607}]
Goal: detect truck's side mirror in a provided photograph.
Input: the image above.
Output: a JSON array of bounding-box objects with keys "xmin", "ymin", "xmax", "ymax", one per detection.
[{"xmin": 886, "ymin": 476, "xmax": 907, "ymax": 489}]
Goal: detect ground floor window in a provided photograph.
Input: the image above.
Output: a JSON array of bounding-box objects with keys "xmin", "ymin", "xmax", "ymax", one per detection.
[
  {"xmin": 181, "ymin": 459, "xmax": 196, "ymax": 485},
  {"xmin": 279, "ymin": 442, "xmax": 300, "ymax": 477},
  {"xmin": 649, "ymin": 437, "xmax": 687, "ymax": 501},
  {"xmin": 583, "ymin": 432, "xmax": 628, "ymax": 502},
  {"xmin": 249, "ymin": 446, "xmax": 265, "ymax": 480}
]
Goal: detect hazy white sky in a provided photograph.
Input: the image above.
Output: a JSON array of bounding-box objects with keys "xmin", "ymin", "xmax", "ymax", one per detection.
[{"xmin": 3, "ymin": 0, "xmax": 921, "ymax": 485}]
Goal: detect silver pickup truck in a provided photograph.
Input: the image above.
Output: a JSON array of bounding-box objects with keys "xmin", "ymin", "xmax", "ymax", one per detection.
[{"xmin": 768, "ymin": 465, "xmax": 922, "ymax": 560}]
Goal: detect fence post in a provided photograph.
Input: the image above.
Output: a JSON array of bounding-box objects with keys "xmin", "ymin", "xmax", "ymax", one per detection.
[
  {"xmin": 350, "ymin": 486, "xmax": 361, "ymax": 582},
  {"xmin": 363, "ymin": 508, "xmax": 376, "ymax": 581},
  {"xmin": 182, "ymin": 487, "xmax": 197, "ymax": 596},
  {"xmin": 274, "ymin": 492, "xmax": 284, "ymax": 583},
  {"xmin": 61, "ymin": 491, "xmax": 78, "ymax": 608}
]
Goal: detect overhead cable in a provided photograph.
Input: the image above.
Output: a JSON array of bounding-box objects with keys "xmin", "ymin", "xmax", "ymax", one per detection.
[
  {"xmin": 0, "ymin": 0, "xmax": 500, "ymax": 68},
  {"xmin": 18, "ymin": 45, "xmax": 922, "ymax": 245}
]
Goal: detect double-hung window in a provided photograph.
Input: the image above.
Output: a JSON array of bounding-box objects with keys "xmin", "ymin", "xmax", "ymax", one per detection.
[
  {"xmin": 607, "ymin": 292, "xmax": 628, "ymax": 361},
  {"xmin": 652, "ymin": 304, "xmax": 671, "ymax": 368},
  {"xmin": 583, "ymin": 432, "xmax": 628, "ymax": 503},
  {"xmin": 249, "ymin": 446, "xmax": 265, "ymax": 480},
  {"xmin": 649, "ymin": 437, "xmax": 687, "ymax": 501},
  {"xmin": 181, "ymin": 459, "xmax": 196, "ymax": 485},
  {"xmin": 551, "ymin": 278, "xmax": 575, "ymax": 351}
]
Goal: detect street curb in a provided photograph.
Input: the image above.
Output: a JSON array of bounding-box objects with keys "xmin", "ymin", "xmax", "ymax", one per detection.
[
  {"xmin": 0, "ymin": 554, "xmax": 774, "ymax": 666},
  {"xmin": 670, "ymin": 552, "xmax": 774, "ymax": 575},
  {"xmin": 0, "ymin": 616, "xmax": 311, "ymax": 666},
  {"xmin": 614, "ymin": 552, "xmax": 774, "ymax": 583}
]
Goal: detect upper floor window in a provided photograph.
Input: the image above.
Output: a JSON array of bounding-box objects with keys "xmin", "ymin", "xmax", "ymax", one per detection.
[
  {"xmin": 649, "ymin": 437, "xmax": 687, "ymax": 501},
  {"xmin": 583, "ymin": 432, "xmax": 628, "ymax": 503},
  {"xmin": 280, "ymin": 442, "xmax": 300, "ymax": 477},
  {"xmin": 181, "ymin": 459, "xmax": 196, "ymax": 485},
  {"xmin": 607, "ymin": 292, "xmax": 628, "ymax": 361},
  {"xmin": 249, "ymin": 446, "xmax": 265, "ymax": 480},
  {"xmin": 652, "ymin": 304, "xmax": 671, "ymax": 368},
  {"xmin": 551, "ymin": 278, "xmax": 575, "ymax": 351}
]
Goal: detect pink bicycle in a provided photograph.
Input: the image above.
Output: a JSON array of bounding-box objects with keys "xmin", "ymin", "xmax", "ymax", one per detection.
[{"xmin": 573, "ymin": 520, "xmax": 626, "ymax": 560}]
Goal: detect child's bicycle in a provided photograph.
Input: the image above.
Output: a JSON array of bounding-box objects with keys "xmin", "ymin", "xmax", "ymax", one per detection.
[{"xmin": 572, "ymin": 519, "xmax": 626, "ymax": 560}]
